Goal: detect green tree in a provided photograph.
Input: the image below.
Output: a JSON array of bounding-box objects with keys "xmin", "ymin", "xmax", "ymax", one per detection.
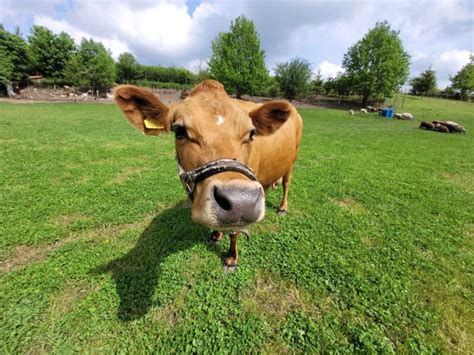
[
  {"xmin": 311, "ymin": 69, "xmax": 325, "ymax": 95},
  {"xmin": 342, "ymin": 21, "xmax": 410, "ymax": 106},
  {"xmin": 332, "ymin": 74, "xmax": 353, "ymax": 96},
  {"xmin": 409, "ymin": 67, "xmax": 437, "ymax": 96},
  {"xmin": 116, "ymin": 52, "xmax": 138, "ymax": 83},
  {"xmin": 262, "ymin": 76, "xmax": 280, "ymax": 97},
  {"xmin": 64, "ymin": 38, "xmax": 115, "ymax": 92},
  {"xmin": 449, "ymin": 54, "xmax": 474, "ymax": 100},
  {"xmin": 208, "ymin": 15, "xmax": 268, "ymax": 98},
  {"xmin": 274, "ymin": 57, "xmax": 312, "ymax": 101},
  {"xmin": 28, "ymin": 25, "xmax": 76, "ymax": 79},
  {"xmin": 0, "ymin": 51, "xmax": 14, "ymax": 85},
  {"xmin": 0, "ymin": 24, "xmax": 30, "ymax": 83}
]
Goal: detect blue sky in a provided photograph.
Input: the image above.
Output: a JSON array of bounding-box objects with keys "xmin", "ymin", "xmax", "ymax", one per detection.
[{"xmin": 1, "ymin": 0, "xmax": 473, "ymax": 88}]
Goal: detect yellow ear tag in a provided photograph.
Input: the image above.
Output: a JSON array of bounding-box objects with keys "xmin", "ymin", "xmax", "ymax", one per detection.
[{"xmin": 144, "ymin": 118, "xmax": 164, "ymax": 130}]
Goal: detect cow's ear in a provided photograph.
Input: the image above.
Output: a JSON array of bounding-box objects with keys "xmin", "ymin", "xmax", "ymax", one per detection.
[
  {"xmin": 114, "ymin": 85, "xmax": 171, "ymax": 135},
  {"xmin": 249, "ymin": 101, "xmax": 292, "ymax": 135}
]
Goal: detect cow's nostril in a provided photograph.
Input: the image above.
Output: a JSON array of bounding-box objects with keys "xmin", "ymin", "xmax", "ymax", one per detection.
[{"xmin": 213, "ymin": 186, "xmax": 232, "ymax": 211}]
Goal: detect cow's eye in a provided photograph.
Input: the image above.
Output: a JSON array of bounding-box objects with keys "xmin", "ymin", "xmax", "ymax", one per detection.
[
  {"xmin": 248, "ymin": 128, "xmax": 257, "ymax": 143},
  {"xmin": 172, "ymin": 125, "xmax": 187, "ymax": 140}
]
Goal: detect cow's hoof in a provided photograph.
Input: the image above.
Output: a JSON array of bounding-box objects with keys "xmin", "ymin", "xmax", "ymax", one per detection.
[
  {"xmin": 209, "ymin": 231, "xmax": 224, "ymax": 244},
  {"xmin": 278, "ymin": 208, "xmax": 287, "ymax": 217},
  {"xmin": 223, "ymin": 264, "xmax": 237, "ymax": 273},
  {"xmin": 223, "ymin": 256, "xmax": 238, "ymax": 273},
  {"xmin": 224, "ymin": 256, "xmax": 238, "ymax": 268}
]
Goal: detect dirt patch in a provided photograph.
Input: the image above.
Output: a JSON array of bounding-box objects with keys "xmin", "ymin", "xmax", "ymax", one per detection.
[
  {"xmin": 1, "ymin": 86, "xmax": 318, "ymax": 108},
  {"xmin": 151, "ymin": 284, "xmax": 189, "ymax": 327},
  {"xmin": 107, "ymin": 167, "xmax": 146, "ymax": 185},
  {"xmin": 102, "ymin": 141, "xmax": 131, "ymax": 150},
  {"xmin": 2, "ymin": 86, "xmax": 373, "ymax": 111},
  {"xmin": 258, "ymin": 340, "xmax": 291, "ymax": 354},
  {"xmin": 0, "ymin": 221, "xmax": 147, "ymax": 273},
  {"xmin": 3, "ymin": 184, "xmax": 30, "ymax": 194},
  {"xmin": 152, "ymin": 302, "xmax": 180, "ymax": 327},
  {"xmin": 50, "ymin": 280, "xmax": 101, "ymax": 315},
  {"xmin": 332, "ymin": 197, "xmax": 366, "ymax": 214},
  {"xmin": 431, "ymin": 289, "xmax": 474, "ymax": 353},
  {"xmin": 252, "ymin": 222, "xmax": 281, "ymax": 234},
  {"xmin": 242, "ymin": 272, "xmax": 315, "ymax": 320},
  {"xmin": 0, "ymin": 244, "xmax": 59, "ymax": 273},
  {"xmin": 442, "ymin": 172, "xmax": 474, "ymax": 193},
  {"xmin": 466, "ymin": 224, "xmax": 474, "ymax": 238},
  {"xmin": 27, "ymin": 280, "xmax": 103, "ymax": 353},
  {"xmin": 360, "ymin": 235, "xmax": 376, "ymax": 248},
  {"xmin": 0, "ymin": 87, "xmax": 183, "ymax": 105},
  {"xmin": 50, "ymin": 212, "xmax": 94, "ymax": 227}
]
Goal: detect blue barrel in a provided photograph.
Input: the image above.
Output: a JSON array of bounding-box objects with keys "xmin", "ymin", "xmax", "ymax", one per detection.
[{"xmin": 381, "ymin": 108, "xmax": 395, "ymax": 118}]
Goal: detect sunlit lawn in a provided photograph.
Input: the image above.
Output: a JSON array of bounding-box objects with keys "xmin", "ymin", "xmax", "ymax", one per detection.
[{"xmin": 0, "ymin": 96, "xmax": 472, "ymax": 352}]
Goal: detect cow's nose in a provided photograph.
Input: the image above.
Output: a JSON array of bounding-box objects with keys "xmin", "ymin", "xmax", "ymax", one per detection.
[{"xmin": 212, "ymin": 184, "xmax": 264, "ymax": 225}]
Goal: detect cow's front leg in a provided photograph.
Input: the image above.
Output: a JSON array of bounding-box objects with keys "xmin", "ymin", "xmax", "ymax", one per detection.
[
  {"xmin": 209, "ymin": 230, "xmax": 224, "ymax": 243},
  {"xmin": 278, "ymin": 171, "xmax": 292, "ymax": 216},
  {"xmin": 224, "ymin": 232, "xmax": 240, "ymax": 270}
]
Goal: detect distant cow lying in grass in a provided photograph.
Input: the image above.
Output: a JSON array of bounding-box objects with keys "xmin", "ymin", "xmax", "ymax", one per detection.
[
  {"xmin": 420, "ymin": 120, "xmax": 466, "ymax": 134},
  {"xmin": 451, "ymin": 125, "xmax": 466, "ymax": 134},
  {"xmin": 435, "ymin": 124, "xmax": 450, "ymax": 133},
  {"xmin": 395, "ymin": 112, "xmax": 414, "ymax": 120},
  {"xmin": 440, "ymin": 121, "xmax": 466, "ymax": 134},
  {"xmin": 366, "ymin": 105, "xmax": 379, "ymax": 113},
  {"xmin": 114, "ymin": 80, "xmax": 303, "ymax": 269},
  {"xmin": 419, "ymin": 121, "xmax": 435, "ymax": 130}
]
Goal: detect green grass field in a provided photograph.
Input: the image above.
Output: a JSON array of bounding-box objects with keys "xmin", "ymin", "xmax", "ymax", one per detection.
[{"xmin": 1, "ymin": 96, "xmax": 473, "ymax": 353}]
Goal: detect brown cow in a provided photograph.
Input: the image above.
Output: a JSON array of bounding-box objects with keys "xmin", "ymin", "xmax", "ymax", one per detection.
[
  {"xmin": 114, "ymin": 80, "xmax": 303, "ymax": 268},
  {"xmin": 419, "ymin": 121, "xmax": 435, "ymax": 130},
  {"xmin": 435, "ymin": 124, "xmax": 450, "ymax": 133},
  {"xmin": 451, "ymin": 125, "xmax": 466, "ymax": 134}
]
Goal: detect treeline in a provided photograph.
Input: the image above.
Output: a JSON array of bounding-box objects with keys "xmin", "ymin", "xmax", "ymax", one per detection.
[
  {"xmin": 409, "ymin": 62, "xmax": 474, "ymax": 101},
  {"xmin": 309, "ymin": 59, "xmax": 474, "ymax": 102},
  {"xmin": 1, "ymin": 20, "xmax": 472, "ymax": 101},
  {"xmin": 114, "ymin": 52, "xmax": 198, "ymax": 88},
  {"xmin": 0, "ymin": 24, "xmax": 199, "ymax": 93}
]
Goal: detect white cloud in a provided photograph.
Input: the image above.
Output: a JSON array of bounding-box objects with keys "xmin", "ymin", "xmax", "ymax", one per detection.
[
  {"xmin": 186, "ymin": 58, "xmax": 209, "ymax": 73},
  {"xmin": 44, "ymin": 0, "xmax": 226, "ymax": 66},
  {"xmin": 409, "ymin": 49, "xmax": 472, "ymax": 88},
  {"xmin": 0, "ymin": 0, "xmax": 62, "ymax": 27},
  {"xmin": 34, "ymin": 16, "xmax": 130, "ymax": 59},
  {"xmin": 411, "ymin": 51, "xmax": 430, "ymax": 61},
  {"xmin": 110, "ymin": 3, "xmax": 193, "ymax": 55},
  {"xmin": 316, "ymin": 61, "xmax": 343, "ymax": 80},
  {"xmin": 437, "ymin": 50, "xmax": 472, "ymax": 71}
]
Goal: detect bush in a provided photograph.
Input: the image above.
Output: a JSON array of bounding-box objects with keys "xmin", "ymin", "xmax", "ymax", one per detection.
[
  {"xmin": 137, "ymin": 66, "xmax": 195, "ymax": 85},
  {"xmin": 275, "ymin": 58, "xmax": 312, "ymax": 101},
  {"xmin": 260, "ymin": 76, "xmax": 281, "ymax": 97},
  {"xmin": 33, "ymin": 78, "xmax": 70, "ymax": 87},
  {"xmin": 64, "ymin": 38, "xmax": 116, "ymax": 91},
  {"xmin": 133, "ymin": 80, "xmax": 193, "ymax": 90}
]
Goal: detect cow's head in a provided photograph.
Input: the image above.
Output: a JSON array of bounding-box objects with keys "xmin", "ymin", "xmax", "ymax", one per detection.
[{"xmin": 114, "ymin": 80, "xmax": 291, "ymax": 230}]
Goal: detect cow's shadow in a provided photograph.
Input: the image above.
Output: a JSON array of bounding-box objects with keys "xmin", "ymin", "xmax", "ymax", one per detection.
[{"xmin": 95, "ymin": 202, "xmax": 217, "ymax": 321}]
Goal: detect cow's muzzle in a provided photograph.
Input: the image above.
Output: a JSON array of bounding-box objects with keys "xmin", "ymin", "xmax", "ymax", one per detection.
[
  {"xmin": 177, "ymin": 157, "xmax": 265, "ymax": 228},
  {"xmin": 212, "ymin": 183, "xmax": 264, "ymax": 226}
]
